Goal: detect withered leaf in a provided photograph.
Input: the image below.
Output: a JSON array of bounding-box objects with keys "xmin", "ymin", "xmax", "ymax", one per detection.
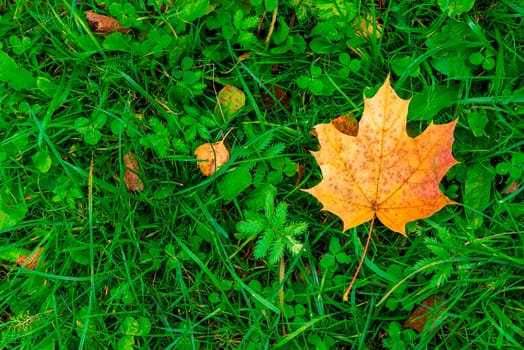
[
  {"xmin": 403, "ymin": 295, "xmax": 446, "ymax": 333},
  {"xmin": 262, "ymin": 86, "xmax": 291, "ymax": 111},
  {"xmin": 16, "ymin": 247, "xmax": 43, "ymax": 270},
  {"xmin": 195, "ymin": 141, "xmax": 229, "ymax": 176},
  {"xmin": 123, "ymin": 151, "xmax": 144, "ymax": 192},
  {"xmin": 354, "ymin": 12, "xmax": 382, "ymax": 40},
  {"xmin": 86, "ymin": 10, "xmax": 131, "ymax": 34},
  {"xmin": 304, "ymin": 76, "xmax": 458, "ymax": 235}
]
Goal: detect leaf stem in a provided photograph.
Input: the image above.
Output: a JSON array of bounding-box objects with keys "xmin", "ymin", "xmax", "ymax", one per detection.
[
  {"xmin": 343, "ymin": 216, "xmax": 375, "ymax": 302},
  {"xmin": 264, "ymin": 6, "xmax": 278, "ymax": 45},
  {"xmin": 279, "ymin": 255, "xmax": 287, "ymax": 336}
]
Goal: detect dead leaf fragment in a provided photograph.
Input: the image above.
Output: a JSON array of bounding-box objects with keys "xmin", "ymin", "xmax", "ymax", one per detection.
[
  {"xmin": 354, "ymin": 13, "xmax": 382, "ymax": 39},
  {"xmin": 403, "ymin": 295, "xmax": 446, "ymax": 332},
  {"xmin": 86, "ymin": 10, "xmax": 131, "ymax": 34},
  {"xmin": 303, "ymin": 76, "xmax": 458, "ymax": 235},
  {"xmin": 261, "ymin": 86, "xmax": 291, "ymax": 111},
  {"xmin": 16, "ymin": 248, "xmax": 43, "ymax": 270},
  {"xmin": 503, "ymin": 180, "xmax": 519, "ymax": 194},
  {"xmin": 123, "ymin": 151, "xmax": 144, "ymax": 192},
  {"xmin": 195, "ymin": 141, "xmax": 229, "ymax": 176},
  {"xmin": 238, "ymin": 51, "xmax": 252, "ymax": 61}
]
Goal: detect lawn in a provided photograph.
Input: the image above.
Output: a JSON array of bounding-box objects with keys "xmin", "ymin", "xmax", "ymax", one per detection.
[{"xmin": 1, "ymin": 0, "xmax": 523, "ymax": 349}]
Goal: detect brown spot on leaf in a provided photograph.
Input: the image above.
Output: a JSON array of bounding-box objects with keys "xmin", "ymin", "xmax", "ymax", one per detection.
[{"xmin": 331, "ymin": 114, "xmax": 359, "ymax": 136}]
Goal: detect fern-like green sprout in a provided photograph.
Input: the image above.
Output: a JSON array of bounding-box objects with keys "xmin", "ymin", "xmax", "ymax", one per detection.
[{"xmin": 236, "ymin": 193, "xmax": 308, "ymax": 264}]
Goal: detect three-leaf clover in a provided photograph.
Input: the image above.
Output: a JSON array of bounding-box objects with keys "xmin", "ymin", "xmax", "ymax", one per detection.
[{"xmin": 74, "ymin": 113, "xmax": 107, "ymax": 145}]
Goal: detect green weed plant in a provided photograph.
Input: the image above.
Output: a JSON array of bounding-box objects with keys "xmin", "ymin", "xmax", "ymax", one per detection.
[{"xmin": 0, "ymin": 0, "xmax": 522, "ymax": 349}]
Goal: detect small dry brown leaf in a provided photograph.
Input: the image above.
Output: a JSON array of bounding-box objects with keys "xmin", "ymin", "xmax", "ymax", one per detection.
[
  {"xmin": 124, "ymin": 151, "xmax": 144, "ymax": 192},
  {"xmin": 261, "ymin": 86, "xmax": 291, "ymax": 111},
  {"xmin": 16, "ymin": 247, "xmax": 43, "ymax": 270},
  {"xmin": 403, "ymin": 295, "xmax": 446, "ymax": 333},
  {"xmin": 238, "ymin": 51, "xmax": 252, "ymax": 61},
  {"xmin": 504, "ymin": 180, "xmax": 519, "ymax": 194},
  {"xmin": 195, "ymin": 141, "xmax": 229, "ymax": 176},
  {"xmin": 86, "ymin": 10, "xmax": 131, "ymax": 34},
  {"xmin": 354, "ymin": 13, "xmax": 382, "ymax": 40}
]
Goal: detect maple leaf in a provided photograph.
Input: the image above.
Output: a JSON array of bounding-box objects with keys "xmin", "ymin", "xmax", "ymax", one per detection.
[{"xmin": 304, "ymin": 76, "xmax": 458, "ymax": 236}]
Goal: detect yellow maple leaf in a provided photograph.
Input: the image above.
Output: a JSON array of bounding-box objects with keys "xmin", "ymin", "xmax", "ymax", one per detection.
[{"xmin": 304, "ymin": 76, "xmax": 458, "ymax": 236}]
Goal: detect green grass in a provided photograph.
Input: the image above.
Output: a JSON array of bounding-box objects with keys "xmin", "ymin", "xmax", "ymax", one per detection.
[{"xmin": 1, "ymin": 0, "xmax": 523, "ymax": 349}]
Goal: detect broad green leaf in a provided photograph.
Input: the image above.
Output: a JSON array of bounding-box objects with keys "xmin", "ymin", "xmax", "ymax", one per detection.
[
  {"xmin": 74, "ymin": 117, "xmax": 90, "ymax": 133},
  {"xmin": 267, "ymin": 170, "xmax": 283, "ymax": 185},
  {"xmin": 119, "ymin": 316, "xmax": 152, "ymax": 336},
  {"xmin": 307, "ymin": 79, "xmax": 323, "ymax": 95},
  {"xmin": 328, "ymin": 237, "xmax": 341, "ymax": 254},
  {"xmin": 218, "ymin": 166, "xmax": 252, "ymax": 200},
  {"xmin": 310, "ymin": 37, "xmax": 339, "ymax": 54},
  {"xmin": 0, "ymin": 247, "xmax": 29, "ymax": 262},
  {"xmin": 438, "ymin": 0, "xmax": 475, "ymax": 17},
  {"xmin": 0, "ymin": 50, "xmax": 19, "ymax": 82},
  {"xmin": 69, "ymin": 249, "xmax": 90, "ymax": 265},
  {"xmin": 9, "ymin": 35, "xmax": 32, "ymax": 55},
  {"xmin": 0, "ymin": 50, "xmax": 36, "ymax": 90},
  {"xmin": 75, "ymin": 34, "xmax": 100, "ymax": 53},
  {"xmin": 432, "ymin": 56, "xmax": 473, "ymax": 77},
  {"xmin": 244, "ymin": 184, "xmax": 277, "ymax": 211},
  {"xmin": 391, "ymin": 56, "xmax": 420, "ymax": 77},
  {"xmin": 32, "ymin": 148, "xmax": 52, "ymax": 173},
  {"xmin": 464, "ymin": 164, "xmax": 495, "ymax": 229},
  {"xmin": 102, "ymin": 33, "xmax": 133, "ymax": 52},
  {"xmin": 181, "ymin": 56, "xmax": 194, "ymax": 70},
  {"xmin": 272, "ymin": 17, "xmax": 288, "ymax": 44},
  {"xmin": 467, "ymin": 110, "xmax": 489, "ymax": 137},
  {"xmin": 296, "ymin": 76, "xmax": 311, "ymax": 89},
  {"xmin": 264, "ymin": 0, "xmax": 278, "ymax": 11},
  {"xmin": 408, "ymin": 84, "xmax": 459, "ymax": 121},
  {"xmin": 117, "ymin": 335, "xmax": 135, "ymax": 350},
  {"xmin": 178, "ymin": 0, "xmax": 210, "ymax": 22},
  {"xmin": 10, "ymin": 68, "xmax": 36, "ymax": 90},
  {"xmin": 469, "ymin": 52, "xmax": 484, "ymax": 65},
  {"xmin": 37, "ymin": 77, "xmax": 58, "ymax": 97},
  {"xmin": 93, "ymin": 113, "xmax": 107, "ymax": 128},
  {"xmin": 84, "ymin": 126, "xmax": 102, "ymax": 145},
  {"xmin": 482, "ymin": 57, "xmax": 495, "ymax": 71},
  {"xmin": 0, "ymin": 187, "xmax": 27, "ymax": 231},
  {"xmin": 425, "ymin": 21, "xmax": 480, "ymax": 78}
]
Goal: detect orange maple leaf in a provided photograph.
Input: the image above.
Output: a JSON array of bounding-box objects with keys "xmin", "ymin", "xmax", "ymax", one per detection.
[{"xmin": 304, "ymin": 76, "xmax": 458, "ymax": 236}]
